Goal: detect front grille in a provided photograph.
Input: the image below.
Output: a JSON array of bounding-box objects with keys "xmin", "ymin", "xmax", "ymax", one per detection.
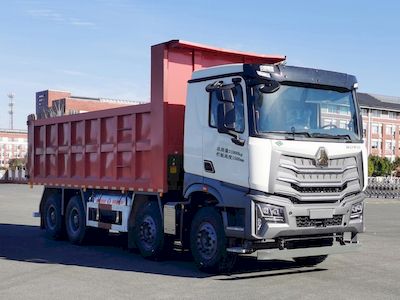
[
  {"xmin": 296, "ymin": 215, "xmax": 343, "ymax": 227},
  {"xmin": 274, "ymin": 153, "xmax": 362, "ymax": 202},
  {"xmin": 291, "ymin": 183, "xmax": 347, "ymax": 193}
]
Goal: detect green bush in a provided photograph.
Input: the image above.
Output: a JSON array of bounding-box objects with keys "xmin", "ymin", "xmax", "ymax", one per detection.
[
  {"xmin": 368, "ymin": 155, "xmax": 393, "ymax": 177},
  {"xmin": 368, "ymin": 156, "xmax": 375, "ymax": 176},
  {"xmin": 8, "ymin": 158, "xmax": 26, "ymax": 170}
]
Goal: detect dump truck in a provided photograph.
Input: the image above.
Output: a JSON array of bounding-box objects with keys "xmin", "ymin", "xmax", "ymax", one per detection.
[{"xmin": 27, "ymin": 40, "xmax": 366, "ymax": 273}]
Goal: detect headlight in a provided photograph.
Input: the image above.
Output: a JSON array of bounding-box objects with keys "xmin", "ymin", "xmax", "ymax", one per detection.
[
  {"xmin": 256, "ymin": 203, "xmax": 285, "ymax": 223},
  {"xmin": 350, "ymin": 202, "xmax": 363, "ymax": 219}
]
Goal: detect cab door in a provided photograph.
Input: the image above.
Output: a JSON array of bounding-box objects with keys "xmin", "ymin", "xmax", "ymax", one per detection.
[{"xmin": 202, "ymin": 77, "xmax": 249, "ymax": 188}]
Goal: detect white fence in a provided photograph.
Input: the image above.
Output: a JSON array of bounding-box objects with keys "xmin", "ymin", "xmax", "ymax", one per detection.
[
  {"xmin": 0, "ymin": 168, "xmax": 27, "ymax": 183},
  {"xmin": 365, "ymin": 177, "xmax": 400, "ymax": 198}
]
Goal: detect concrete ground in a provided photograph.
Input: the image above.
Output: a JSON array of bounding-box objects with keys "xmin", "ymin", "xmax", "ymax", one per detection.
[{"xmin": 0, "ymin": 184, "xmax": 399, "ymax": 299}]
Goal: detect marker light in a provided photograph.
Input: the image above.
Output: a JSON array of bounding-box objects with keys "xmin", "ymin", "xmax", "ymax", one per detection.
[{"xmin": 260, "ymin": 65, "xmax": 275, "ymax": 73}]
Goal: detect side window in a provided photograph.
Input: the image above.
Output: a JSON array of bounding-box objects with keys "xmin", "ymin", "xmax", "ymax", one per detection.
[{"xmin": 209, "ymin": 84, "xmax": 244, "ymax": 133}]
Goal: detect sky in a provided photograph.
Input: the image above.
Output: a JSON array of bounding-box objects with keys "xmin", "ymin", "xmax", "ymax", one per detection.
[{"xmin": 0, "ymin": 0, "xmax": 399, "ymax": 129}]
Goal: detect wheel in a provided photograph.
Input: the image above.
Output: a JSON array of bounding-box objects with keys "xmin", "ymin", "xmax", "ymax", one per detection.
[
  {"xmin": 133, "ymin": 201, "xmax": 171, "ymax": 260},
  {"xmin": 65, "ymin": 196, "xmax": 87, "ymax": 245},
  {"xmin": 190, "ymin": 207, "xmax": 236, "ymax": 273},
  {"xmin": 293, "ymin": 255, "xmax": 328, "ymax": 266},
  {"xmin": 43, "ymin": 195, "xmax": 64, "ymax": 239}
]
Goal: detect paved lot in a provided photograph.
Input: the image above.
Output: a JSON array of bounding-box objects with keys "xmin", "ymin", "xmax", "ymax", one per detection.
[{"xmin": 0, "ymin": 184, "xmax": 399, "ymax": 299}]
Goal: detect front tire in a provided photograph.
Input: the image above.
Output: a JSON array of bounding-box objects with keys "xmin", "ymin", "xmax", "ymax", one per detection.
[
  {"xmin": 190, "ymin": 207, "xmax": 236, "ymax": 273},
  {"xmin": 65, "ymin": 196, "xmax": 87, "ymax": 245},
  {"xmin": 43, "ymin": 195, "xmax": 64, "ymax": 239},
  {"xmin": 293, "ymin": 255, "xmax": 328, "ymax": 266}
]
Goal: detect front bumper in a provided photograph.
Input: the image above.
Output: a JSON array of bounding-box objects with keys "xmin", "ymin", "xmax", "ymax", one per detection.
[
  {"xmin": 228, "ymin": 241, "xmax": 360, "ymax": 260},
  {"xmin": 247, "ymin": 192, "xmax": 365, "ymax": 240}
]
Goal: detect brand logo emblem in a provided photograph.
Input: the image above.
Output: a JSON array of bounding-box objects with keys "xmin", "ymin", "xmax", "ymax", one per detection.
[
  {"xmin": 315, "ymin": 147, "xmax": 329, "ymax": 167},
  {"xmin": 275, "ymin": 141, "xmax": 283, "ymax": 146}
]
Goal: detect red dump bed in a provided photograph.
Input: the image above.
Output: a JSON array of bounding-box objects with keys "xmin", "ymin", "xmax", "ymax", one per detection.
[{"xmin": 27, "ymin": 40, "xmax": 285, "ymax": 192}]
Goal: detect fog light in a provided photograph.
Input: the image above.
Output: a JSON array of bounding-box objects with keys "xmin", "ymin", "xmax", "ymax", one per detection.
[
  {"xmin": 350, "ymin": 202, "xmax": 363, "ymax": 219},
  {"xmin": 257, "ymin": 203, "xmax": 285, "ymax": 223}
]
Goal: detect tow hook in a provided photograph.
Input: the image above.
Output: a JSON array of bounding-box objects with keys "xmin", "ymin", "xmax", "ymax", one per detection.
[{"xmin": 278, "ymin": 238, "xmax": 285, "ymax": 250}]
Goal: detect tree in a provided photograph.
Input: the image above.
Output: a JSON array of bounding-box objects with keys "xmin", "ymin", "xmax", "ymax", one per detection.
[
  {"xmin": 381, "ymin": 157, "xmax": 392, "ymax": 176},
  {"xmin": 368, "ymin": 156, "xmax": 375, "ymax": 176},
  {"xmin": 368, "ymin": 155, "xmax": 392, "ymax": 177},
  {"xmin": 392, "ymin": 157, "xmax": 400, "ymax": 171},
  {"xmin": 8, "ymin": 158, "xmax": 26, "ymax": 170}
]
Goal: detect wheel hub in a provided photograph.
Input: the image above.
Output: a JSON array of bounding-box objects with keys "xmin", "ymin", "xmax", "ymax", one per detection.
[
  {"xmin": 69, "ymin": 208, "xmax": 80, "ymax": 233},
  {"xmin": 196, "ymin": 222, "xmax": 217, "ymax": 260},
  {"xmin": 139, "ymin": 215, "xmax": 156, "ymax": 249},
  {"xmin": 47, "ymin": 205, "xmax": 57, "ymax": 229}
]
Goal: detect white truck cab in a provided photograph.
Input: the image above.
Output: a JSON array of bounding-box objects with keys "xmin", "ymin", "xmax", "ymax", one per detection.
[{"xmin": 183, "ymin": 63, "xmax": 366, "ymax": 271}]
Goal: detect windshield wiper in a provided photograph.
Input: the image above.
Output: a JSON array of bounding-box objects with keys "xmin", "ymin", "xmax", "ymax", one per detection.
[
  {"xmin": 265, "ymin": 131, "xmax": 352, "ymax": 141},
  {"xmin": 311, "ymin": 133, "xmax": 352, "ymax": 141},
  {"xmin": 265, "ymin": 130, "xmax": 311, "ymax": 139}
]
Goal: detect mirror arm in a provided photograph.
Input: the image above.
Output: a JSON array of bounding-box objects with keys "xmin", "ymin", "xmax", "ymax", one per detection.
[
  {"xmin": 218, "ymin": 127, "xmax": 245, "ymax": 146},
  {"xmin": 206, "ymin": 81, "xmax": 236, "ymax": 92},
  {"xmin": 231, "ymin": 136, "xmax": 245, "ymax": 146}
]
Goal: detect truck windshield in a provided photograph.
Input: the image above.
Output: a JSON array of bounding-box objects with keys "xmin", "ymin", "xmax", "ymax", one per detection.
[{"xmin": 253, "ymin": 84, "xmax": 360, "ymax": 141}]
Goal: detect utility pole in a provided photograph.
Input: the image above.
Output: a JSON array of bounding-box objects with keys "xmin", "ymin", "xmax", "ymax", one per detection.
[{"xmin": 7, "ymin": 93, "xmax": 15, "ymax": 129}]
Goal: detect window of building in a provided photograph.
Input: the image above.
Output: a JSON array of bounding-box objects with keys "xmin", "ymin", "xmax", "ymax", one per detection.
[
  {"xmin": 339, "ymin": 120, "xmax": 347, "ymax": 129},
  {"xmin": 339, "ymin": 106, "xmax": 350, "ymax": 115},
  {"xmin": 388, "ymin": 112, "xmax": 397, "ymax": 119},
  {"xmin": 386, "ymin": 125, "xmax": 394, "ymax": 136},
  {"xmin": 371, "ymin": 140, "xmax": 380, "ymax": 149},
  {"xmin": 327, "ymin": 105, "xmax": 336, "ymax": 114},
  {"xmin": 209, "ymin": 83, "xmax": 244, "ymax": 133},
  {"xmin": 371, "ymin": 123, "xmax": 381, "ymax": 134},
  {"xmin": 361, "ymin": 108, "xmax": 368, "ymax": 116},
  {"xmin": 385, "ymin": 141, "xmax": 395, "ymax": 154},
  {"xmin": 323, "ymin": 119, "xmax": 335, "ymax": 126},
  {"xmin": 372, "ymin": 110, "xmax": 381, "ymax": 118}
]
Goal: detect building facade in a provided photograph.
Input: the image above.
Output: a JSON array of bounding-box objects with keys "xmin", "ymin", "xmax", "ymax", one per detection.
[
  {"xmin": 318, "ymin": 91, "xmax": 400, "ymax": 161},
  {"xmin": 357, "ymin": 93, "xmax": 400, "ymax": 160},
  {"xmin": 36, "ymin": 90, "xmax": 142, "ymax": 119},
  {"xmin": 0, "ymin": 129, "xmax": 28, "ymax": 168}
]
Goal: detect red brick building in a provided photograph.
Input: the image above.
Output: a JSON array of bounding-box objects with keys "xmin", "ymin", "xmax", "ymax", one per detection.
[
  {"xmin": 320, "ymin": 92, "xmax": 400, "ymax": 161},
  {"xmin": 0, "ymin": 129, "xmax": 28, "ymax": 168},
  {"xmin": 357, "ymin": 93, "xmax": 400, "ymax": 161},
  {"xmin": 36, "ymin": 90, "xmax": 143, "ymax": 119}
]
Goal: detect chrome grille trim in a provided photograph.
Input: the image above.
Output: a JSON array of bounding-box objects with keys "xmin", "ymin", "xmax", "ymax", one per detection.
[
  {"xmin": 274, "ymin": 154, "xmax": 361, "ymax": 202},
  {"xmin": 280, "ymin": 163, "xmax": 357, "ymax": 174}
]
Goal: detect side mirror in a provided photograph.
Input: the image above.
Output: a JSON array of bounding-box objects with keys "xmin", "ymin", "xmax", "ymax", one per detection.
[
  {"xmin": 259, "ymin": 80, "xmax": 280, "ymax": 93},
  {"xmin": 217, "ymin": 103, "xmax": 244, "ymax": 146}
]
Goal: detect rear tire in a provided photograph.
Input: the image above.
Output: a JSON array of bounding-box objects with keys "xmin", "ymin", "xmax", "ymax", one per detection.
[
  {"xmin": 43, "ymin": 195, "xmax": 64, "ymax": 239},
  {"xmin": 190, "ymin": 207, "xmax": 236, "ymax": 274},
  {"xmin": 133, "ymin": 201, "xmax": 171, "ymax": 260},
  {"xmin": 65, "ymin": 196, "xmax": 87, "ymax": 245},
  {"xmin": 293, "ymin": 255, "xmax": 328, "ymax": 266}
]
